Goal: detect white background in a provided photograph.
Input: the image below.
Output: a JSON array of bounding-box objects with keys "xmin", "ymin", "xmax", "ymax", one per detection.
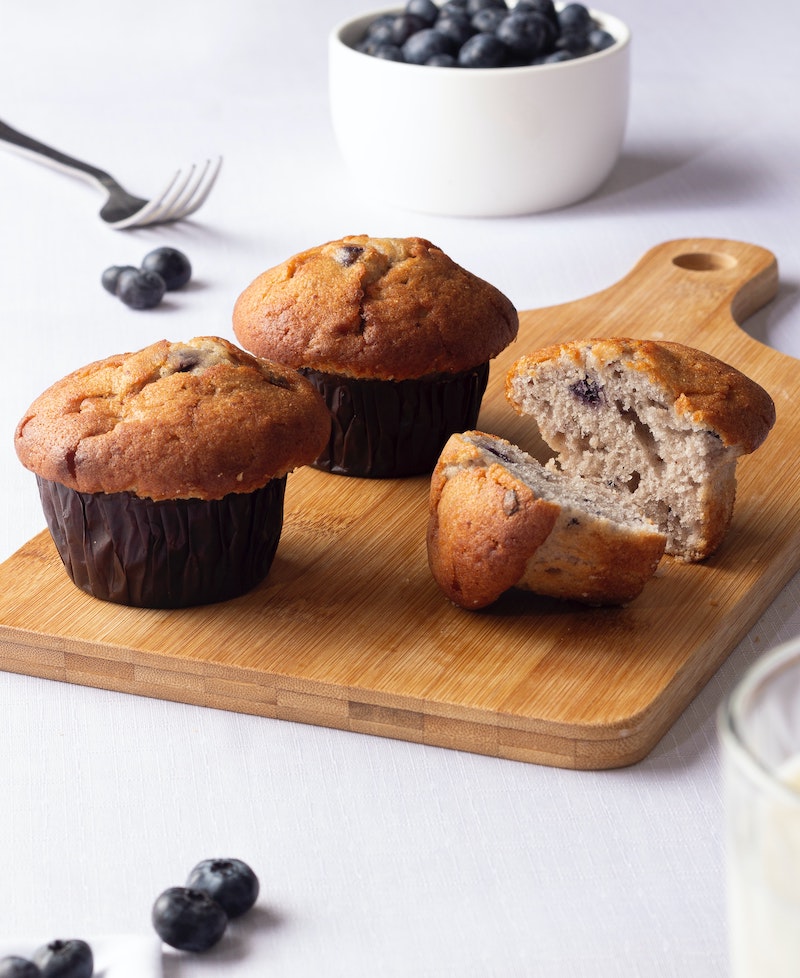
[{"xmin": 1, "ymin": 1, "xmax": 799, "ymax": 975}]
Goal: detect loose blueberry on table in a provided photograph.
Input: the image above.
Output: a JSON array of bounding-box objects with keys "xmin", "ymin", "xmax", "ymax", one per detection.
[
  {"xmin": 355, "ymin": 0, "xmax": 617, "ymax": 68},
  {"xmin": 101, "ymin": 246, "xmax": 192, "ymax": 310},
  {"xmin": 0, "ymin": 957, "xmax": 42, "ymax": 978},
  {"xmin": 141, "ymin": 247, "xmax": 192, "ymax": 291},
  {"xmin": 186, "ymin": 858, "xmax": 260, "ymax": 919},
  {"xmin": 115, "ymin": 268, "xmax": 167, "ymax": 310},
  {"xmin": 152, "ymin": 886, "xmax": 229, "ymax": 953},
  {"xmin": 31, "ymin": 940, "xmax": 93, "ymax": 978}
]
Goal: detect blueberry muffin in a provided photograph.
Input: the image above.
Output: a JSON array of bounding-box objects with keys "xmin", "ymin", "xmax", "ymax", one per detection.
[
  {"xmin": 506, "ymin": 337, "xmax": 776, "ymax": 561},
  {"xmin": 14, "ymin": 336, "xmax": 331, "ymax": 607},
  {"xmin": 232, "ymin": 235, "xmax": 519, "ymax": 477}
]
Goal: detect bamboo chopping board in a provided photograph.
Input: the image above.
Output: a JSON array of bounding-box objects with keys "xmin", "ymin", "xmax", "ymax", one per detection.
[{"xmin": 1, "ymin": 238, "xmax": 798, "ymax": 770}]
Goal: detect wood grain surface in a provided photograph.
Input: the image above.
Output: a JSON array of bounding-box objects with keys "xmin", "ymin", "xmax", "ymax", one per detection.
[{"xmin": 1, "ymin": 238, "xmax": 798, "ymax": 769}]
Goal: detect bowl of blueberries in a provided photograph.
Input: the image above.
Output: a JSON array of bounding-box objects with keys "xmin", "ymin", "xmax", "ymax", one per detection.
[{"xmin": 329, "ymin": 0, "xmax": 630, "ymax": 216}]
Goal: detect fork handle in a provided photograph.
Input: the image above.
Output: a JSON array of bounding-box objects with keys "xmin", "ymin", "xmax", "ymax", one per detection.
[{"xmin": 0, "ymin": 118, "xmax": 111, "ymax": 187}]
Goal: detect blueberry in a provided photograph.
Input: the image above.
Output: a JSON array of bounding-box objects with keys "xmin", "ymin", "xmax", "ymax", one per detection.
[
  {"xmin": 466, "ymin": 0, "xmax": 507, "ymax": 14},
  {"xmin": 404, "ymin": 0, "xmax": 439, "ymax": 26},
  {"xmin": 470, "ymin": 7, "xmax": 507, "ymax": 33},
  {"xmin": 372, "ymin": 43, "xmax": 405, "ymax": 60},
  {"xmin": 31, "ymin": 940, "xmax": 92, "ymax": 978},
  {"xmin": 426, "ymin": 52, "xmax": 458, "ymax": 66},
  {"xmin": 556, "ymin": 29, "xmax": 590, "ymax": 54},
  {"xmin": 141, "ymin": 246, "xmax": 192, "ymax": 291},
  {"xmin": 439, "ymin": 0, "xmax": 467, "ymax": 11},
  {"xmin": 0, "ymin": 958, "xmax": 41, "ymax": 978},
  {"xmin": 152, "ymin": 886, "xmax": 228, "ymax": 952},
  {"xmin": 558, "ymin": 2, "xmax": 592, "ymax": 33},
  {"xmin": 335, "ymin": 244, "xmax": 364, "ymax": 266},
  {"xmin": 516, "ymin": 0, "xmax": 558, "ymax": 23},
  {"xmin": 496, "ymin": 11, "xmax": 551, "ymax": 59},
  {"xmin": 100, "ymin": 264, "xmax": 138, "ymax": 295},
  {"xmin": 389, "ymin": 13, "xmax": 427, "ymax": 46},
  {"xmin": 569, "ymin": 376, "xmax": 604, "ymax": 405},
  {"xmin": 587, "ymin": 27, "xmax": 616, "ymax": 51},
  {"xmin": 403, "ymin": 28, "xmax": 456, "ymax": 64},
  {"xmin": 115, "ymin": 268, "xmax": 166, "ymax": 310},
  {"xmin": 362, "ymin": 14, "xmax": 395, "ymax": 44},
  {"xmin": 543, "ymin": 48, "xmax": 577, "ymax": 62},
  {"xmin": 186, "ymin": 858, "xmax": 260, "ymax": 919},
  {"xmin": 513, "ymin": 6, "xmax": 559, "ymax": 47},
  {"xmin": 435, "ymin": 10, "xmax": 475, "ymax": 47},
  {"xmin": 458, "ymin": 31, "xmax": 508, "ymax": 67}
]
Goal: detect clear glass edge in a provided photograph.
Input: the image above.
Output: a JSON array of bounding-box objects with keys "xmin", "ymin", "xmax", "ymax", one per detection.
[{"xmin": 718, "ymin": 638, "xmax": 800, "ymax": 807}]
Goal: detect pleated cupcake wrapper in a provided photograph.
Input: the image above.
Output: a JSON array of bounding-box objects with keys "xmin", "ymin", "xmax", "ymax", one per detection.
[
  {"xmin": 300, "ymin": 363, "xmax": 490, "ymax": 478},
  {"xmin": 37, "ymin": 476, "xmax": 286, "ymax": 608}
]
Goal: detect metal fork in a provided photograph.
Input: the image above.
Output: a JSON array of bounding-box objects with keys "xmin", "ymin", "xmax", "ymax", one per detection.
[{"xmin": 0, "ymin": 118, "xmax": 222, "ymax": 230}]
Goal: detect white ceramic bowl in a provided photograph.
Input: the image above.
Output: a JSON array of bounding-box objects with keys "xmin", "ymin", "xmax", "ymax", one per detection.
[{"xmin": 329, "ymin": 5, "xmax": 631, "ymax": 217}]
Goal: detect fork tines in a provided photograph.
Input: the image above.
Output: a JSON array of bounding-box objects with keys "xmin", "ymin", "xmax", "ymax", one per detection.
[{"xmin": 112, "ymin": 156, "xmax": 223, "ymax": 230}]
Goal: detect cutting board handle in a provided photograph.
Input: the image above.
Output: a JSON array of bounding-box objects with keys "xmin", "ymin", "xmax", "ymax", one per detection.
[
  {"xmin": 527, "ymin": 238, "xmax": 780, "ymax": 350},
  {"xmin": 627, "ymin": 238, "xmax": 778, "ymax": 327}
]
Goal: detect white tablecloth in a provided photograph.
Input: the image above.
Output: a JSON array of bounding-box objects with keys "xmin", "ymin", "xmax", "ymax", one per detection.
[{"xmin": 1, "ymin": 1, "xmax": 799, "ymax": 974}]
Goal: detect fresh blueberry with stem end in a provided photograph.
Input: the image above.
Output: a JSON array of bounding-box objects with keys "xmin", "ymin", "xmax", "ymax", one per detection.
[
  {"xmin": 186, "ymin": 858, "xmax": 260, "ymax": 919},
  {"xmin": 0, "ymin": 958, "xmax": 41, "ymax": 978},
  {"xmin": 31, "ymin": 940, "xmax": 92, "ymax": 978},
  {"xmin": 405, "ymin": 0, "xmax": 439, "ymax": 26},
  {"xmin": 115, "ymin": 267, "xmax": 166, "ymax": 310},
  {"xmin": 458, "ymin": 32, "xmax": 508, "ymax": 67},
  {"xmin": 496, "ymin": 11, "xmax": 550, "ymax": 58},
  {"xmin": 152, "ymin": 886, "xmax": 228, "ymax": 952},
  {"xmin": 403, "ymin": 28, "xmax": 456, "ymax": 64},
  {"xmin": 141, "ymin": 246, "xmax": 192, "ymax": 291},
  {"xmin": 101, "ymin": 264, "xmax": 138, "ymax": 295}
]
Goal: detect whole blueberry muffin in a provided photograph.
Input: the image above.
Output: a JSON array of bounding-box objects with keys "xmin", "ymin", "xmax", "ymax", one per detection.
[
  {"xmin": 232, "ymin": 235, "xmax": 519, "ymax": 477},
  {"xmin": 14, "ymin": 336, "xmax": 331, "ymax": 607}
]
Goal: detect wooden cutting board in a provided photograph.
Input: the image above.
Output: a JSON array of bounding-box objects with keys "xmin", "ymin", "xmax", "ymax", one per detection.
[{"xmin": 1, "ymin": 238, "xmax": 798, "ymax": 769}]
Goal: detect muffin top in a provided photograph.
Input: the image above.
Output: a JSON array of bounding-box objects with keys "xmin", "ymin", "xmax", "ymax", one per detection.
[
  {"xmin": 232, "ymin": 235, "xmax": 519, "ymax": 380},
  {"xmin": 15, "ymin": 336, "xmax": 331, "ymax": 501}
]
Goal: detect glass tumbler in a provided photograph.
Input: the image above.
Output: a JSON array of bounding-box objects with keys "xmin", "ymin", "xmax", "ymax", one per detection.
[{"xmin": 718, "ymin": 638, "xmax": 800, "ymax": 977}]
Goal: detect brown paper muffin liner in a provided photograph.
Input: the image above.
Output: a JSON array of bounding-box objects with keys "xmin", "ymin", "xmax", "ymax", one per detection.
[
  {"xmin": 299, "ymin": 363, "xmax": 490, "ymax": 478},
  {"xmin": 36, "ymin": 475, "xmax": 286, "ymax": 608}
]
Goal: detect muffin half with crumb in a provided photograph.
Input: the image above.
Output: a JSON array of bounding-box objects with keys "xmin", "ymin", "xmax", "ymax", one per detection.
[
  {"xmin": 14, "ymin": 336, "xmax": 330, "ymax": 608},
  {"xmin": 232, "ymin": 235, "xmax": 519, "ymax": 477}
]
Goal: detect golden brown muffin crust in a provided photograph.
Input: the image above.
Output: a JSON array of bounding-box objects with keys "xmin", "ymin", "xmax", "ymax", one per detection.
[
  {"xmin": 232, "ymin": 235, "xmax": 519, "ymax": 380},
  {"xmin": 15, "ymin": 336, "xmax": 331, "ymax": 501},
  {"xmin": 508, "ymin": 337, "xmax": 776, "ymax": 453},
  {"xmin": 427, "ymin": 435, "xmax": 560, "ymax": 609}
]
